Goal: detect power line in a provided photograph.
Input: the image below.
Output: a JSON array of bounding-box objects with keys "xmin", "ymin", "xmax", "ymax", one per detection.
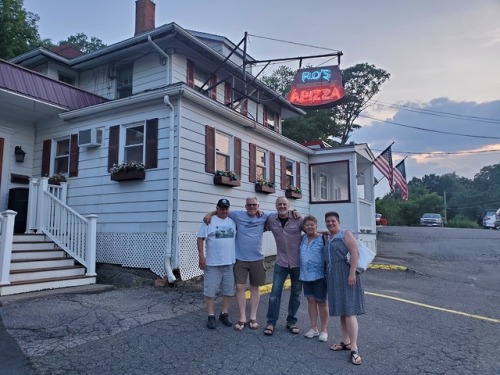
[
  {"xmin": 371, "ymin": 148, "xmax": 500, "ymax": 156},
  {"xmin": 247, "ymin": 34, "xmax": 340, "ymax": 53},
  {"xmin": 359, "ymin": 114, "xmax": 500, "ymax": 140},
  {"xmin": 372, "ymin": 100, "xmax": 500, "ymax": 124}
]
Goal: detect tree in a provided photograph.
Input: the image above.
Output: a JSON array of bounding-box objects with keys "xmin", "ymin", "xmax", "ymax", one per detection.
[
  {"xmin": 333, "ymin": 63, "xmax": 390, "ymax": 144},
  {"xmin": 58, "ymin": 32, "xmax": 106, "ymax": 53},
  {"xmin": 262, "ymin": 63, "xmax": 389, "ymax": 145},
  {"xmin": 0, "ymin": 0, "xmax": 41, "ymax": 59}
]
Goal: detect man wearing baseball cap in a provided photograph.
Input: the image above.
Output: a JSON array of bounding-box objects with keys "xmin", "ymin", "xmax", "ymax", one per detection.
[{"xmin": 197, "ymin": 198, "xmax": 236, "ymax": 329}]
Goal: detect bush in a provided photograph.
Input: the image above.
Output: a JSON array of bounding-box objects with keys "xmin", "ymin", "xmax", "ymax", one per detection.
[{"xmin": 446, "ymin": 214, "xmax": 480, "ymax": 228}]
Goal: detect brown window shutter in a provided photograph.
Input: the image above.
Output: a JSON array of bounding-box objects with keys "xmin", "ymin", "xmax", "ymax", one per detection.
[
  {"xmin": 145, "ymin": 118, "xmax": 158, "ymax": 169},
  {"xmin": 263, "ymin": 106, "xmax": 268, "ymax": 126},
  {"xmin": 205, "ymin": 125, "xmax": 215, "ymax": 173},
  {"xmin": 241, "ymin": 99, "xmax": 248, "ymax": 116},
  {"xmin": 108, "ymin": 125, "xmax": 120, "ymax": 171},
  {"xmin": 224, "ymin": 82, "xmax": 232, "ymax": 105},
  {"xmin": 269, "ymin": 152, "xmax": 275, "ymax": 183},
  {"xmin": 280, "ymin": 155, "xmax": 287, "ymax": 190},
  {"xmin": 276, "ymin": 113, "xmax": 281, "ymax": 133},
  {"xmin": 210, "ymin": 74, "xmax": 217, "ymax": 100},
  {"xmin": 249, "ymin": 143, "xmax": 256, "ymax": 183},
  {"xmin": 234, "ymin": 137, "xmax": 242, "ymax": 177},
  {"xmin": 295, "ymin": 161, "xmax": 301, "ymax": 189},
  {"xmin": 68, "ymin": 134, "xmax": 79, "ymax": 177},
  {"xmin": 187, "ymin": 60, "xmax": 195, "ymax": 88},
  {"xmin": 41, "ymin": 139, "xmax": 51, "ymax": 176}
]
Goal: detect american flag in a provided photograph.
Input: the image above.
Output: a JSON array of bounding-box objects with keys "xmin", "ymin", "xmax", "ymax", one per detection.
[
  {"xmin": 394, "ymin": 159, "xmax": 408, "ymax": 200},
  {"xmin": 373, "ymin": 144, "xmax": 394, "ymax": 192}
]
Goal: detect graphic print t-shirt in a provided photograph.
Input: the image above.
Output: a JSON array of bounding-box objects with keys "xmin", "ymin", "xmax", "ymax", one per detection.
[{"xmin": 197, "ymin": 216, "xmax": 236, "ymax": 266}]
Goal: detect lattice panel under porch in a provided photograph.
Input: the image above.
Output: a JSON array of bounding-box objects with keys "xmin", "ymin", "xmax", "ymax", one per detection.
[
  {"xmin": 178, "ymin": 232, "xmax": 203, "ymax": 281},
  {"xmin": 97, "ymin": 233, "xmax": 169, "ymax": 277}
]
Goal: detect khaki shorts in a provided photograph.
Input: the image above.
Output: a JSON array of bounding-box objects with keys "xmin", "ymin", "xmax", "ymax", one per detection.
[{"xmin": 233, "ymin": 259, "xmax": 266, "ymax": 286}]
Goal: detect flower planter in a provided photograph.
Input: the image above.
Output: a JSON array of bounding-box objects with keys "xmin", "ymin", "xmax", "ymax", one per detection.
[
  {"xmin": 213, "ymin": 175, "xmax": 240, "ymax": 187},
  {"xmin": 111, "ymin": 170, "xmax": 146, "ymax": 181},
  {"xmin": 255, "ymin": 184, "xmax": 275, "ymax": 194},
  {"xmin": 285, "ymin": 190, "xmax": 302, "ymax": 199},
  {"xmin": 48, "ymin": 180, "xmax": 61, "ymax": 186}
]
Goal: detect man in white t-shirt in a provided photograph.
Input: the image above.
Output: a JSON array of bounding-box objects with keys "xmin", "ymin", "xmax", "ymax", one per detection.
[{"xmin": 197, "ymin": 198, "xmax": 237, "ymax": 329}]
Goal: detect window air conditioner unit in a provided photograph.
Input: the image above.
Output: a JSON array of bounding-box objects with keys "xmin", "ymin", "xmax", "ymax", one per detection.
[{"xmin": 78, "ymin": 128, "xmax": 103, "ymax": 148}]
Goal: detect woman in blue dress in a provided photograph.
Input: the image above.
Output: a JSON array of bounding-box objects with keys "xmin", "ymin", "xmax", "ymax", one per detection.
[
  {"xmin": 323, "ymin": 211, "xmax": 364, "ymax": 365},
  {"xmin": 299, "ymin": 215, "xmax": 329, "ymax": 342}
]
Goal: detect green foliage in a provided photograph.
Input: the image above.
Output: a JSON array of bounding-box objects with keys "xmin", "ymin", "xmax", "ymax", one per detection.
[
  {"xmin": 446, "ymin": 215, "xmax": 479, "ymax": 229},
  {"xmin": 377, "ymin": 163, "xmax": 500, "ymax": 227},
  {"xmin": 262, "ymin": 63, "xmax": 389, "ymax": 145},
  {"xmin": 58, "ymin": 32, "xmax": 106, "ymax": 53},
  {"xmin": 0, "ymin": 0, "xmax": 41, "ymax": 59}
]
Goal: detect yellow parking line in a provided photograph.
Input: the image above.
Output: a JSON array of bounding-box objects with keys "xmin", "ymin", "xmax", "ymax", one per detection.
[{"xmin": 366, "ymin": 292, "xmax": 500, "ymax": 323}]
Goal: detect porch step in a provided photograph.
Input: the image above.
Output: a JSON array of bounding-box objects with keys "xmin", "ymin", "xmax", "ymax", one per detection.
[
  {"xmin": 0, "ymin": 275, "xmax": 97, "ymax": 296},
  {"xmin": 10, "ymin": 265, "xmax": 85, "ymax": 282},
  {"xmin": 11, "ymin": 257, "xmax": 75, "ymax": 271},
  {"xmin": 0, "ymin": 234, "xmax": 96, "ymax": 296},
  {"xmin": 11, "ymin": 249, "xmax": 66, "ymax": 260}
]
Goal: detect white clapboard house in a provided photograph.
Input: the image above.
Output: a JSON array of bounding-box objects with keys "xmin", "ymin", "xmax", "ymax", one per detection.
[{"xmin": 0, "ymin": 0, "xmax": 377, "ymax": 295}]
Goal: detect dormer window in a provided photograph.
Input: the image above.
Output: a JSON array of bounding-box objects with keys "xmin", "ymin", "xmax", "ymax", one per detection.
[
  {"xmin": 264, "ymin": 106, "xmax": 280, "ymax": 132},
  {"xmin": 187, "ymin": 59, "xmax": 217, "ymax": 99}
]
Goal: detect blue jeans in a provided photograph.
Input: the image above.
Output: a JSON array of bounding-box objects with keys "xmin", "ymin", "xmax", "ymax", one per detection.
[{"xmin": 266, "ymin": 264, "xmax": 302, "ymax": 326}]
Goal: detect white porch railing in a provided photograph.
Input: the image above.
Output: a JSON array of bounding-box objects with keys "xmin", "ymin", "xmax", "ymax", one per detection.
[
  {"xmin": 27, "ymin": 178, "xmax": 97, "ymax": 276},
  {"xmin": 0, "ymin": 210, "xmax": 17, "ymax": 285}
]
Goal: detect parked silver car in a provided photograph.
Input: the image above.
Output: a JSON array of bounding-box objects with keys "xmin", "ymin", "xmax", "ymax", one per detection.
[{"xmin": 420, "ymin": 213, "xmax": 443, "ymax": 227}]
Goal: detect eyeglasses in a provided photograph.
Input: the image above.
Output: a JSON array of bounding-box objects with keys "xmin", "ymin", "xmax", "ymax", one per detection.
[{"xmin": 246, "ymin": 204, "xmax": 258, "ymax": 207}]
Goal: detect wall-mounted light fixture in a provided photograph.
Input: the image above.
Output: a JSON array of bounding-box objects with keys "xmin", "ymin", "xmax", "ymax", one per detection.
[{"xmin": 14, "ymin": 146, "xmax": 26, "ymax": 163}]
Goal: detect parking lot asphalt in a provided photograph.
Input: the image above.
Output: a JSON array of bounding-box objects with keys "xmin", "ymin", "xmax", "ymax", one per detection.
[{"xmin": 1, "ymin": 227, "xmax": 499, "ymax": 374}]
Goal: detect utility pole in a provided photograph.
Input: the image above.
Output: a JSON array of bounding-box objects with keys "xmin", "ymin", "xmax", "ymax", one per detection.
[{"xmin": 443, "ymin": 190, "xmax": 447, "ymax": 224}]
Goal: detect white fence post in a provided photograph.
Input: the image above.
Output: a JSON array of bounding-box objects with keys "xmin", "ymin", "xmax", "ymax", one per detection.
[
  {"xmin": 85, "ymin": 214, "xmax": 98, "ymax": 276},
  {"xmin": 0, "ymin": 210, "xmax": 17, "ymax": 285}
]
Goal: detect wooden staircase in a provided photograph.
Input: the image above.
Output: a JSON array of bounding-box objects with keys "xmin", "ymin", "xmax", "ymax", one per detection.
[{"xmin": 0, "ymin": 234, "xmax": 96, "ymax": 296}]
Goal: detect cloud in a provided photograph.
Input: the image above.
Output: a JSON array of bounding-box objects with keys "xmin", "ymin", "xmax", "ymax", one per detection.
[{"xmin": 351, "ymin": 98, "xmax": 500, "ymax": 196}]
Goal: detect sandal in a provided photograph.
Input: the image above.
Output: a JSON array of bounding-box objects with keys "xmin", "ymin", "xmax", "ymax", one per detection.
[
  {"xmin": 249, "ymin": 320, "xmax": 259, "ymax": 330},
  {"xmin": 263, "ymin": 325, "xmax": 274, "ymax": 336},
  {"xmin": 286, "ymin": 325, "xmax": 300, "ymax": 334},
  {"xmin": 351, "ymin": 350, "xmax": 362, "ymax": 365},
  {"xmin": 330, "ymin": 341, "xmax": 351, "ymax": 351},
  {"xmin": 233, "ymin": 321, "xmax": 247, "ymax": 331}
]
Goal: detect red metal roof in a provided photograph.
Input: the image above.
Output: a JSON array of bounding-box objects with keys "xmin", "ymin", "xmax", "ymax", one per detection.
[
  {"xmin": 50, "ymin": 44, "xmax": 85, "ymax": 59},
  {"xmin": 0, "ymin": 59, "xmax": 107, "ymax": 110}
]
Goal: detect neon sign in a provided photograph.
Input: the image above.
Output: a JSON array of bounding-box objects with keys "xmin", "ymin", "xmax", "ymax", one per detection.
[{"xmin": 287, "ymin": 65, "xmax": 345, "ymax": 108}]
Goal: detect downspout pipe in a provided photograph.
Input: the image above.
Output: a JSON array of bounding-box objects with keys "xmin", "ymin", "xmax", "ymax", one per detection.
[
  {"xmin": 163, "ymin": 95, "xmax": 176, "ymax": 283},
  {"xmin": 148, "ymin": 36, "xmax": 169, "ymax": 86}
]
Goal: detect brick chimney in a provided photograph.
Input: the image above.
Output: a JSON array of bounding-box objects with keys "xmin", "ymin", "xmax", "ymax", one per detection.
[{"xmin": 135, "ymin": 0, "xmax": 156, "ymax": 36}]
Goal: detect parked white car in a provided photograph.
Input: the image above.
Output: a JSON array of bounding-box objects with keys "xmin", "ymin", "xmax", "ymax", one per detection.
[{"xmin": 482, "ymin": 208, "xmax": 498, "ymax": 229}]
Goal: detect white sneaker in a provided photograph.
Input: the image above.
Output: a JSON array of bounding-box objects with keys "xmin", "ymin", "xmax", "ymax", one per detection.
[
  {"xmin": 318, "ymin": 332, "xmax": 328, "ymax": 342},
  {"xmin": 304, "ymin": 329, "xmax": 319, "ymax": 338}
]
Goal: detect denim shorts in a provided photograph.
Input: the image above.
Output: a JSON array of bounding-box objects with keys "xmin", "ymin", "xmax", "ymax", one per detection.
[
  {"xmin": 204, "ymin": 264, "xmax": 235, "ymax": 298},
  {"xmin": 302, "ymin": 278, "xmax": 327, "ymax": 301}
]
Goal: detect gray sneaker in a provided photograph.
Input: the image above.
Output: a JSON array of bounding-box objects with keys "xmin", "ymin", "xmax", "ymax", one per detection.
[{"xmin": 207, "ymin": 315, "xmax": 216, "ymax": 329}]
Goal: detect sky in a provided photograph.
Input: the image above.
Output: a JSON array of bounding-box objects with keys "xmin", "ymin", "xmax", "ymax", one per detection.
[{"xmin": 23, "ymin": 0, "xmax": 500, "ymax": 198}]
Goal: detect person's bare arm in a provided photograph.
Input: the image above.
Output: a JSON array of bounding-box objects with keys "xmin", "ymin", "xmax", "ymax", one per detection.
[
  {"xmin": 203, "ymin": 210, "xmax": 216, "ymax": 224},
  {"xmin": 197, "ymin": 237, "xmax": 206, "ymax": 270}
]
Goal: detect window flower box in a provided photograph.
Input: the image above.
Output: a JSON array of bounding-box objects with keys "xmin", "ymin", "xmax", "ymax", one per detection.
[
  {"xmin": 110, "ymin": 162, "xmax": 146, "ymax": 181},
  {"xmin": 255, "ymin": 178, "xmax": 275, "ymax": 194},
  {"xmin": 255, "ymin": 184, "xmax": 275, "ymax": 194},
  {"xmin": 213, "ymin": 170, "xmax": 240, "ymax": 187},
  {"xmin": 111, "ymin": 170, "xmax": 146, "ymax": 181},
  {"xmin": 48, "ymin": 173, "xmax": 66, "ymax": 185},
  {"xmin": 213, "ymin": 175, "xmax": 240, "ymax": 187},
  {"xmin": 285, "ymin": 185, "xmax": 302, "ymax": 199}
]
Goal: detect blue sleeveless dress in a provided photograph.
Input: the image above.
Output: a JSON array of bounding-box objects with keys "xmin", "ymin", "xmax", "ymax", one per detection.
[{"xmin": 323, "ymin": 230, "xmax": 365, "ymax": 316}]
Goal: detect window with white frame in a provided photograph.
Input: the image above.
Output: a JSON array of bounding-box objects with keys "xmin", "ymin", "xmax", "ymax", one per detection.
[
  {"xmin": 256, "ymin": 148, "xmax": 267, "ymax": 179},
  {"xmin": 54, "ymin": 138, "xmax": 70, "ymax": 174},
  {"xmin": 124, "ymin": 123, "xmax": 145, "ymax": 163},
  {"xmin": 216, "ymin": 131, "xmax": 231, "ymax": 171},
  {"xmin": 194, "ymin": 66, "xmax": 211, "ymax": 96},
  {"xmin": 310, "ymin": 161, "xmax": 350, "ymax": 203}
]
